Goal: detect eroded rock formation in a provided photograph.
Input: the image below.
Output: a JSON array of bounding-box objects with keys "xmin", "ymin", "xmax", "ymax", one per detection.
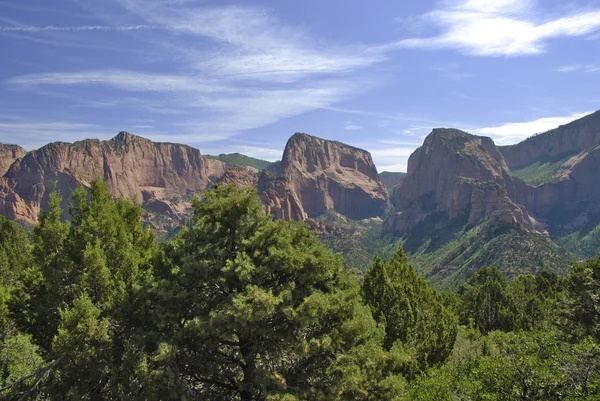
[{"xmin": 258, "ymin": 133, "xmax": 390, "ymax": 221}]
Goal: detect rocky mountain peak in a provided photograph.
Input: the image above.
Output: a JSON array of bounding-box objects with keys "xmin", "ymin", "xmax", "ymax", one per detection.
[
  {"xmin": 0, "ymin": 143, "xmax": 26, "ymax": 176},
  {"xmin": 259, "ymin": 133, "xmax": 390, "ymax": 221},
  {"xmin": 386, "ymin": 128, "xmax": 537, "ymax": 234}
]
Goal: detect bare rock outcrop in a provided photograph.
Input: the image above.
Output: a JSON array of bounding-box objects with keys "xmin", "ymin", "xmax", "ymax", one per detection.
[
  {"xmin": 216, "ymin": 165, "xmax": 259, "ymax": 188},
  {"xmin": 385, "ymin": 129, "xmax": 538, "ymax": 234},
  {"xmin": 0, "ymin": 132, "xmax": 227, "ymax": 223},
  {"xmin": 0, "ymin": 144, "xmax": 26, "ymax": 176},
  {"xmin": 499, "ymin": 110, "xmax": 600, "ymax": 170},
  {"xmin": 258, "ymin": 133, "xmax": 390, "ymax": 221}
]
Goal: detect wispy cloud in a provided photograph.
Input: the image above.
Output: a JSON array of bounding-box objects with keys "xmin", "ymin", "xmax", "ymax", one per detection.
[
  {"xmin": 0, "ymin": 24, "xmax": 153, "ymax": 32},
  {"xmin": 369, "ymin": 146, "xmax": 416, "ymax": 173},
  {"xmin": 475, "ymin": 111, "xmax": 591, "ymax": 145},
  {"xmin": 554, "ymin": 64, "xmax": 600, "ymax": 73},
  {"xmin": 387, "ymin": 0, "xmax": 600, "ymax": 56},
  {"xmin": 115, "ymin": 2, "xmax": 383, "ymax": 83},
  {"xmin": 0, "ymin": 121, "xmax": 108, "ymax": 150},
  {"xmin": 7, "ymin": 70, "xmax": 227, "ymax": 93},
  {"xmin": 6, "ymin": 2, "xmax": 385, "ymax": 146},
  {"xmin": 344, "ymin": 122, "xmax": 363, "ymax": 131}
]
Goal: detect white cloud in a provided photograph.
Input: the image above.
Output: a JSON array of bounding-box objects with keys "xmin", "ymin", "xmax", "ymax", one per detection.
[
  {"xmin": 389, "ymin": 0, "xmax": 600, "ymax": 56},
  {"xmin": 377, "ymin": 163, "xmax": 408, "ymax": 173},
  {"xmin": 6, "ymin": 2, "xmax": 384, "ymax": 145},
  {"xmin": 344, "ymin": 122, "xmax": 363, "ymax": 131},
  {"xmin": 554, "ymin": 64, "xmax": 600, "ymax": 73},
  {"xmin": 475, "ymin": 111, "xmax": 592, "ymax": 145},
  {"xmin": 370, "ymin": 147, "xmax": 416, "ymax": 158},
  {"xmin": 0, "ymin": 25, "xmax": 152, "ymax": 32},
  {"xmin": 369, "ymin": 147, "xmax": 416, "ymax": 173}
]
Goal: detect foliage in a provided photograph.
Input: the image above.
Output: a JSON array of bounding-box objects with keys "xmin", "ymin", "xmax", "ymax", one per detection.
[
  {"xmin": 406, "ymin": 218, "xmax": 571, "ymax": 289},
  {"xmin": 0, "ymin": 179, "xmax": 598, "ymax": 400},
  {"xmin": 408, "ymin": 330, "xmax": 600, "ymax": 401},
  {"xmin": 567, "ymin": 255, "xmax": 600, "ymax": 342},
  {"xmin": 509, "ymin": 159, "xmax": 566, "ymax": 186},
  {"xmin": 151, "ymin": 184, "xmax": 401, "ymax": 400},
  {"xmin": 205, "ymin": 153, "xmax": 272, "ymax": 170},
  {"xmin": 362, "ymin": 249, "xmax": 457, "ymax": 369}
]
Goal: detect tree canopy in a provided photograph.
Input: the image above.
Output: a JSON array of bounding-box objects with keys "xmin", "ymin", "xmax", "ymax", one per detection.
[{"xmin": 0, "ymin": 180, "xmax": 597, "ymax": 400}]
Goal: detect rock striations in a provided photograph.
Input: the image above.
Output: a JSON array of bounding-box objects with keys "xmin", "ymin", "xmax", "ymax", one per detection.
[
  {"xmin": 0, "ymin": 131, "xmax": 392, "ymax": 228},
  {"xmin": 384, "ymin": 109, "xmax": 600, "ymax": 270},
  {"xmin": 385, "ymin": 129, "xmax": 538, "ymax": 235},
  {"xmin": 258, "ymin": 133, "xmax": 390, "ymax": 221},
  {"xmin": 498, "ymin": 110, "xmax": 600, "ymax": 237},
  {"xmin": 0, "ymin": 144, "xmax": 26, "ymax": 176},
  {"xmin": 0, "ymin": 132, "xmax": 253, "ymax": 224}
]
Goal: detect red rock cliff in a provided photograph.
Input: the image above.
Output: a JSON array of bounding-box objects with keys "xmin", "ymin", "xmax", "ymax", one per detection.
[{"xmin": 258, "ymin": 133, "xmax": 390, "ymax": 220}]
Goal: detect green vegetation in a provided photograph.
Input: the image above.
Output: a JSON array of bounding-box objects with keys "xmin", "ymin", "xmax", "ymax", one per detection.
[
  {"xmin": 509, "ymin": 159, "xmax": 566, "ymax": 186},
  {"xmin": 206, "ymin": 153, "xmax": 272, "ymax": 170},
  {"xmin": 0, "ymin": 180, "xmax": 598, "ymax": 399},
  {"xmin": 556, "ymin": 222, "xmax": 600, "ymax": 260},
  {"xmin": 403, "ymin": 217, "xmax": 570, "ymax": 289}
]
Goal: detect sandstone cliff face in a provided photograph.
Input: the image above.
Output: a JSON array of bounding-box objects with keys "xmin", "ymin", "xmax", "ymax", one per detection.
[
  {"xmin": 499, "ymin": 110, "xmax": 600, "ymax": 170},
  {"xmin": 385, "ymin": 129, "xmax": 537, "ymax": 234},
  {"xmin": 0, "ymin": 144, "xmax": 26, "ymax": 176},
  {"xmin": 217, "ymin": 165, "xmax": 259, "ymax": 188},
  {"xmin": 258, "ymin": 133, "xmax": 390, "ymax": 221},
  {"xmin": 0, "ymin": 132, "xmax": 231, "ymax": 223},
  {"xmin": 497, "ymin": 111, "xmax": 600, "ymax": 234}
]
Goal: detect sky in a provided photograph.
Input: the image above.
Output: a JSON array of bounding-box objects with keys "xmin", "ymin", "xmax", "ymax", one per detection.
[{"xmin": 1, "ymin": 0, "xmax": 600, "ymax": 172}]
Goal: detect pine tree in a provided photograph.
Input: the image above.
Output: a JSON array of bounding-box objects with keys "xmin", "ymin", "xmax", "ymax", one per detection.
[
  {"xmin": 362, "ymin": 248, "xmax": 457, "ymax": 369},
  {"xmin": 151, "ymin": 184, "xmax": 399, "ymax": 400}
]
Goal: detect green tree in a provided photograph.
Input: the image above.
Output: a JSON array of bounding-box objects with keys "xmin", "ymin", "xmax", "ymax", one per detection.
[
  {"xmin": 409, "ymin": 331, "xmax": 600, "ymax": 401},
  {"xmin": 459, "ymin": 266, "xmax": 518, "ymax": 334},
  {"xmin": 0, "ymin": 216, "xmax": 30, "ymax": 340},
  {"xmin": 362, "ymin": 248, "xmax": 457, "ymax": 369},
  {"xmin": 17, "ymin": 179, "xmax": 157, "ymax": 400},
  {"xmin": 567, "ymin": 255, "xmax": 600, "ymax": 342},
  {"xmin": 151, "ymin": 184, "xmax": 402, "ymax": 400}
]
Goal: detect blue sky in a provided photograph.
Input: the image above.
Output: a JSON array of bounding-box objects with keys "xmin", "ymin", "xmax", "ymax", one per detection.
[{"xmin": 1, "ymin": 0, "xmax": 600, "ymax": 172}]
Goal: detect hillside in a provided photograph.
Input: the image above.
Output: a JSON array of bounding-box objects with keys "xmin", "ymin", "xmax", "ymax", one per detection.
[
  {"xmin": 2, "ymin": 114, "xmax": 600, "ymax": 286},
  {"xmin": 205, "ymin": 153, "xmax": 271, "ymax": 170},
  {"xmin": 380, "ymin": 127, "xmax": 570, "ymax": 285},
  {"xmin": 378, "ymin": 171, "xmax": 407, "ymax": 196},
  {"xmin": 499, "ymin": 109, "xmax": 600, "ymax": 186}
]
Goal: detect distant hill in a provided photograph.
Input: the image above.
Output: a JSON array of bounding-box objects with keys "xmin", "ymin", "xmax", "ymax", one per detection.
[
  {"xmin": 205, "ymin": 153, "xmax": 271, "ymax": 170},
  {"xmin": 499, "ymin": 109, "xmax": 600, "ymax": 186},
  {"xmin": 378, "ymin": 171, "xmax": 407, "ymax": 196}
]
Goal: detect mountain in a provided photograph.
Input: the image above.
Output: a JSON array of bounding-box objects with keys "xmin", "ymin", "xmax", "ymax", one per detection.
[
  {"xmin": 500, "ymin": 110, "xmax": 600, "ymax": 186},
  {"xmin": 378, "ymin": 171, "xmax": 406, "ymax": 196},
  {"xmin": 205, "ymin": 153, "xmax": 271, "ymax": 170},
  {"xmin": 258, "ymin": 133, "xmax": 390, "ymax": 221},
  {"xmin": 497, "ymin": 110, "xmax": 600, "ymax": 258},
  {"xmin": 0, "ymin": 144, "xmax": 26, "ymax": 176},
  {"xmin": 384, "ymin": 128, "xmax": 570, "ymax": 287},
  {"xmin": 386, "ymin": 129, "xmax": 537, "ymax": 235},
  {"xmin": 0, "ymin": 131, "xmax": 391, "ymax": 243},
  {"xmin": 0, "ymin": 132, "xmax": 254, "ymax": 227}
]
